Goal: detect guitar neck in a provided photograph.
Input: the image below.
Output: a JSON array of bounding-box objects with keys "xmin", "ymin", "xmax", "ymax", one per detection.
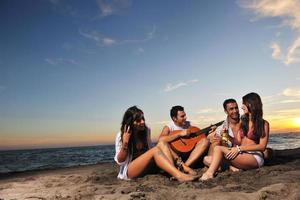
[{"xmin": 191, "ymin": 120, "xmax": 224, "ymax": 136}]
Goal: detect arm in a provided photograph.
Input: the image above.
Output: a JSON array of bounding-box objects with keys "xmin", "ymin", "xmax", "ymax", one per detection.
[
  {"xmin": 158, "ymin": 126, "xmax": 188, "ymax": 143},
  {"xmin": 239, "ymin": 121, "xmax": 270, "ymax": 152},
  {"xmin": 207, "ymin": 130, "xmax": 221, "ymax": 145},
  {"xmin": 226, "ymin": 121, "xmax": 269, "ymax": 160},
  {"xmin": 116, "ymin": 125, "xmax": 131, "ymax": 164}
]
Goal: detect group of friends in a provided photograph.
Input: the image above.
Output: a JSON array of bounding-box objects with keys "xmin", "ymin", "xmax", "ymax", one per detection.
[{"xmin": 114, "ymin": 92, "xmax": 270, "ymax": 182}]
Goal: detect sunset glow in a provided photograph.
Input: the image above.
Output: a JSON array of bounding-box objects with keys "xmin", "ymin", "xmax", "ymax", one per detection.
[{"xmin": 1, "ymin": 0, "xmax": 300, "ymax": 150}]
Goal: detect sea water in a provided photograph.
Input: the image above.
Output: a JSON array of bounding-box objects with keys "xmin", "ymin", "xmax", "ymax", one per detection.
[{"xmin": 0, "ymin": 133, "xmax": 299, "ymax": 174}]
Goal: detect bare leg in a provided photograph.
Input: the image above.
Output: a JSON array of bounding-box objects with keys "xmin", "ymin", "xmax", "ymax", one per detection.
[
  {"xmin": 185, "ymin": 138, "xmax": 210, "ymax": 167},
  {"xmin": 203, "ymin": 140, "xmax": 220, "ymax": 167},
  {"xmin": 127, "ymin": 146, "xmax": 197, "ymax": 182},
  {"xmin": 201, "ymin": 146, "xmax": 259, "ymax": 181},
  {"xmin": 156, "ymin": 141, "xmax": 175, "ymax": 164},
  {"xmin": 207, "ymin": 141, "xmax": 219, "ymax": 156},
  {"xmin": 203, "ymin": 155, "xmax": 212, "ymax": 167},
  {"xmin": 157, "ymin": 141, "xmax": 197, "ymax": 175}
]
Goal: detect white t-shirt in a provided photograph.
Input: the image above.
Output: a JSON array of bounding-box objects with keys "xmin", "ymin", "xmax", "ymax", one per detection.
[
  {"xmin": 114, "ymin": 128, "xmax": 151, "ymax": 180},
  {"xmin": 166, "ymin": 121, "xmax": 191, "ymax": 131}
]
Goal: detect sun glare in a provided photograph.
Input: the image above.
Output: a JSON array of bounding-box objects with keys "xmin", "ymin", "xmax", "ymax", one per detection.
[{"xmin": 293, "ymin": 118, "xmax": 300, "ymax": 127}]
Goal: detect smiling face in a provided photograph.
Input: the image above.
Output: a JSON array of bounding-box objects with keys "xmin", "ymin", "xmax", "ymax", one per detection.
[
  {"xmin": 225, "ymin": 102, "xmax": 240, "ymax": 120},
  {"xmin": 133, "ymin": 115, "xmax": 146, "ymax": 131},
  {"xmin": 241, "ymin": 103, "xmax": 249, "ymax": 115},
  {"xmin": 173, "ymin": 110, "xmax": 187, "ymax": 127}
]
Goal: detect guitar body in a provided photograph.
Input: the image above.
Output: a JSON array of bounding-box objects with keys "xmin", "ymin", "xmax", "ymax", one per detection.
[{"xmin": 170, "ymin": 126, "xmax": 207, "ymax": 153}]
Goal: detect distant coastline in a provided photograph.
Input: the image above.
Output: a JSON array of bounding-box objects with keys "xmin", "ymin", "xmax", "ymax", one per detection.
[{"xmin": 0, "ymin": 132, "xmax": 300, "ymax": 152}]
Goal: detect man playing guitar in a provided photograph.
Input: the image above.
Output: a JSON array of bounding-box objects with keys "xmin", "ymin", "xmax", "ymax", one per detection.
[{"xmin": 159, "ymin": 105, "xmax": 210, "ymax": 175}]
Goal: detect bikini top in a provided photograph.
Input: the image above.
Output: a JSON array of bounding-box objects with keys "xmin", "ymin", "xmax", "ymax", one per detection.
[{"xmin": 240, "ymin": 129, "xmax": 258, "ymax": 141}]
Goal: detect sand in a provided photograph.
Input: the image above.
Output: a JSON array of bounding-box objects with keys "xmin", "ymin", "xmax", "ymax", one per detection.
[{"xmin": 0, "ymin": 148, "xmax": 299, "ymax": 200}]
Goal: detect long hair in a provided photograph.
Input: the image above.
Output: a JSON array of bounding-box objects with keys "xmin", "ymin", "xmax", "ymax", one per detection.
[
  {"xmin": 241, "ymin": 92, "xmax": 265, "ymax": 141},
  {"xmin": 120, "ymin": 106, "xmax": 148, "ymax": 154}
]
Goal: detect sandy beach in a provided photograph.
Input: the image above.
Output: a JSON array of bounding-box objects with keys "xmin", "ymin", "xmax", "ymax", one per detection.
[{"xmin": 0, "ymin": 148, "xmax": 299, "ymax": 200}]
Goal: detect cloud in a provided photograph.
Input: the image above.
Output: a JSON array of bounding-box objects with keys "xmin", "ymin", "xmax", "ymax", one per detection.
[
  {"xmin": 270, "ymin": 42, "xmax": 282, "ymax": 60},
  {"xmin": 134, "ymin": 47, "xmax": 145, "ymax": 55},
  {"xmin": 239, "ymin": 0, "xmax": 300, "ymax": 65},
  {"xmin": 164, "ymin": 79, "xmax": 198, "ymax": 92},
  {"xmin": 119, "ymin": 25, "xmax": 157, "ymax": 44},
  {"xmin": 102, "ymin": 37, "xmax": 117, "ymax": 46},
  {"xmin": 285, "ymin": 36, "xmax": 300, "ymax": 65},
  {"xmin": 79, "ymin": 25, "xmax": 156, "ymax": 47},
  {"xmin": 96, "ymin": 0, "xmax": 132, "ymax": 18},
  {"xmin": 262, "ymin": 87, "xmax": 300, "ymax": 106},
  {"xmin": 279, "ymin": 99, "xmax": 300, "ymax": 103},
  {"xmin": 196, "ymin": 108, "xmax": 218, "ymax": 114},
  {"xmin": 282, "ymin": 88, "xmax": 300, "ymax": 97},
  {"xmin": 45, "ymin": 58, "xmax": 78, "ymax": 66},
  {"xmin": 274, "ymin": 108, "xmax": 300, "ymax": 114}
]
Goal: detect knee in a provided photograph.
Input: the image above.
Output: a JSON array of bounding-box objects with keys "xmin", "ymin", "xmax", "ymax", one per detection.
[
  {"xmin": 156, "ymin": 140, "xmax": 169, "ymax": 149},
  {"xmin": 152, "ymin": 146, "xmax": 161, "ymax": 155},
  {"xmin": 197, "ymin": 138, "xmax": 210, "ymax": 147},
  {"xmin": 214, "ymin": 145, "xmax": 223, "ymax": 153}
]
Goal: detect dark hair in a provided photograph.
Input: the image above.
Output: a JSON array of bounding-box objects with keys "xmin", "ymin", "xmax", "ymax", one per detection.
[
  {"xmin": 241, "ymin": 92, "xmax": 265, "ymax": 141},
  {"xmin": 223, "ymin": 99, "xmax": 237, "ymax": 110},
  {"xmin": 170, "ymin": 105, "xmax": 184, "ymax": 120},
  {"xmin": 120, "ymin": 106, "xmax": 148, "ymax": 154}
]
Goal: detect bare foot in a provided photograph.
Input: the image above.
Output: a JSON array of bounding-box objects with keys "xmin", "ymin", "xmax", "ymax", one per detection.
[
  {"xmin": 182, "ymin": 163, "xmax": 197, "ymax": 175},
  {"xmin": 229, "ymin": 165, "xmax": 240, "ymax": 172},
  {"xmin": 176, "ymin": 174, "xmax": 199, "ymax": 183},
  {"xmin": 199, "ymin": 172, "xmax": 214, "ymax": 181}
]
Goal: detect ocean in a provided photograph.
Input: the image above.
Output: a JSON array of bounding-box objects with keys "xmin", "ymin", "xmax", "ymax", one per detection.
[{"xmin": 0, "ymin": 133, "xmax": 299, "ymax": 174}]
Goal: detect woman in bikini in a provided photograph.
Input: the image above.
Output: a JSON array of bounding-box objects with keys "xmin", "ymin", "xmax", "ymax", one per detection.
[
  {"xmin": 200, "ymin": 92, "xmax": 269, "ymax": 180},
  {"xmin": 114, "ymin": 106, "xmax": 198, "ymax": 182}
]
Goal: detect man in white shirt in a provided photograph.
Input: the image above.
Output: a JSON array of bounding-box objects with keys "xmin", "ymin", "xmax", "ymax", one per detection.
[
  {"xmin": 204, "ymin": 99, "xmax": 241, "ymax": 167},
  {"xmin": 159, "ymin": 105, "xmax": 210, "ymax": 175}
]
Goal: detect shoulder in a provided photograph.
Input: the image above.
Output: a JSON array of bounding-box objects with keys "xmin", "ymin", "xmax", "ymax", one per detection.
[
  {"xmin": 264, "ymin": 120, "xmax": 270, "ymax": 129},
  {"xmin": 165, "ymin": 122, "xmax": 174, "ymax": 130},
  {"xmin": 147, "ymin": 127, "xmax": 151, "ymax": 134}
]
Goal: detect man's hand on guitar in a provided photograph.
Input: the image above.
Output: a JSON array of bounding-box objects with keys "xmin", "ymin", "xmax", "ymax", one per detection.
[{"xmin": 180, "ymin": 129, "xmax": 191, "ymax": 137}]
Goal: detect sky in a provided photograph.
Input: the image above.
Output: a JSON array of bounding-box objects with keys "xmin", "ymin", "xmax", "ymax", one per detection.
[{"xmin": 1, "ymin": 0, "xmax": 300, "ymax": 150}]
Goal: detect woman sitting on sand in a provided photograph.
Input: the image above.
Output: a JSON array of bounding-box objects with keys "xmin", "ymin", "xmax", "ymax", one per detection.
[
  {"xmin": 114, "ymin": 106, "xmax": 198, "ymax": 182},
  {"xmin": 200, "ymin": 92, "xmax": 269, "ymax": 180}
]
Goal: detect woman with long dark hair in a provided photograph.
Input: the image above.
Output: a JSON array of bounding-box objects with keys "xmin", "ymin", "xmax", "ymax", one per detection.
[
  {"xmin": 200, "ymin": 92, "xmax": 269, "ymax": 180},
  {"xmin": 114, "ymin": 106, "xmax": 198, "ymax": 182}
]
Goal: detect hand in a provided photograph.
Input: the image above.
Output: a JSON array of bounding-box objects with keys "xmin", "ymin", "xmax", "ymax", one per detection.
[
  {"xmin": 180, "ymin": 129, "xmax": 191, "ymax": 137},
  {"xmin": 209, "ymin": 125, "xmax": 217, "ymax": 133},
  {"xmin": 207, "ymin": 131, "xmax": 220, "ymax": 144},
  {"xmin": 225, "ymin": 147, "xmax": 239, "ymax": 160},
  {"xmin": 122, "ymin": 124, "xmax": 131, "ymax": 143},
  {"xmin": 211, "ymin": 135, "xmax": 221, "ymax": 144}
]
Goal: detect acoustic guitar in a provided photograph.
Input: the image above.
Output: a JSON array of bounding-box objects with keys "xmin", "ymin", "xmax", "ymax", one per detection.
[{"xmin": 170, "ymin": 121, "xmax": 224, "ymax": 153}]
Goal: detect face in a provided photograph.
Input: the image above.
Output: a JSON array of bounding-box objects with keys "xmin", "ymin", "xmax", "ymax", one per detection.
[
  {"xmin": 225, "ymin": 102, "xmax": 240, "ymax": 120},
  {"xmin": 173, "ymin": 110, "xmax": 187, "ymax": 126},
  {"xmin": 133, "ymin": 115, "xmax": 146, "ymax": 131},
  {"xmin": 241, "ymin": 103, "xmax": 249, "ymax": 115}
]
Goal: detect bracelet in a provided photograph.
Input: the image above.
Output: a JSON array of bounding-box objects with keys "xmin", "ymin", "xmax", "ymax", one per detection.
[{"xmin": 236, "ymin": 145, "xmax": 241, "ymax": 154}]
